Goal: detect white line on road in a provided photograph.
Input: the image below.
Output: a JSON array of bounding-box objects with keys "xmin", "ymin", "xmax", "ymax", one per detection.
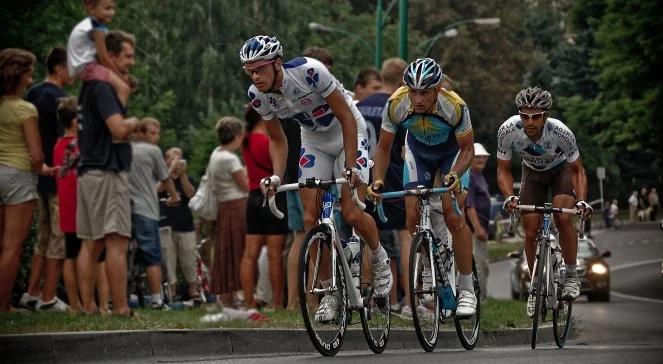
[{"xmin": 611, "ymin": 259, "xmax": 663, "ymax": 304}]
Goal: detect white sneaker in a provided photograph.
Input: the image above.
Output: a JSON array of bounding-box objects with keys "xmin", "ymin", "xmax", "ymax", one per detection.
[
  {"xmin": 37, "ymin": 297, "xmax": 69, "ymax": 312},
  {"xmin": 315, "ymin": 293, "xmax": 341, "ymax": 323},
  {"xmin": 19, "ymin": 292, "xmax": 39, "ymax": 310},
  {"xmin": 455, "ymin": 290, "xmax": 477, "ymax": 318},
  {"xmin": 399, "ymin": 305, "xmax": 413, "ymax": 319},
  {"xmin": 527, "ymin": 294, "xmax": 536, "ymax": 318},
  {"xmin": 562, "ymin": 277, "xmax": 580, "ymax": 301},
  {"xmin": 372, "ymin": 248, "xmax": 393, "ymax": 298}
]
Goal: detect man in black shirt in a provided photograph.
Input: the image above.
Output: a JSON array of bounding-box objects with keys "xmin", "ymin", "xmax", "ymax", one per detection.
[
  {"xmin": 21, "ymin": 47, "xmax": 73, "ymax": 312},
  {"xmin": 76, "ymin": 30, "xmax": 138, "ymax": 316}
]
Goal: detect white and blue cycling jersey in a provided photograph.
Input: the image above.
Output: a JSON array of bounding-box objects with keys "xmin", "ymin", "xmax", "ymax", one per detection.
[
  {"xmin": 497, "ymin": 115, "xmax": 580, "ymax": 171},
  {"xmin": 247, "ymin": 57, "xmax": 369, "ymax": 183}
]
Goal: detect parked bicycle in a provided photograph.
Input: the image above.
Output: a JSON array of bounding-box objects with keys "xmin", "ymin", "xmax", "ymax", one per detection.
[
  {"xmin": 507, "ymin": 203, "xmax": 586, "ymax": 349},
  {"xmin": 267, "ymin": 170, "xmax": 390, "ymax": 356},
  {"xmin": 377, "ymin": 185, "xmax": 480, "ymax": 351}
]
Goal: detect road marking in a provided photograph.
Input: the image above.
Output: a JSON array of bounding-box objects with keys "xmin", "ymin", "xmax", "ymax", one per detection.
[
  {"xmin": 611, "ymin": 259, "xmax": 662, "ymax": 272},
  {"xmin": 628, "ymin": 241, "xmax": 636, "ymax": 246},
  {"xmin": 611, "ymin": 259, "xmax": 663, "ymax": 304},
  {"xmin": 641, "ymin": 239, "xmax": 651, "ymax": 244}
]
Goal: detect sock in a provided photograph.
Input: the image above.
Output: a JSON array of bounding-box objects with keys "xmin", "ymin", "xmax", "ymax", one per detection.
[
  {"xmin": 459, "ymin": 273, "xmax": 475, "ymax": 294},
  {"xmin": 565, "ymin": 264, "xmax": 578, "ymax": 279},
  {"xmin": 151, "ymin": 293, "xmax": 163, "ymax": 304},
  {"xmin": 371, "ymin": 244, "xmax": 386, "ymax": 262}
]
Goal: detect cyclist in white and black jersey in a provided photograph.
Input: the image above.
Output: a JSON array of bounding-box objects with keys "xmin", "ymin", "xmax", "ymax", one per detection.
[
  {"xmin": 496, "ymin": 87, "xmax": 592, "ymax": 318},
  {"xmin": 239, "ymin": 35, "xmax": 392, "ymax": 322}
]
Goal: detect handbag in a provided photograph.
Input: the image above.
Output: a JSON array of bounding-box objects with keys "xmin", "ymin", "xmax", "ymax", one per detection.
[{"xmin": 189, "ymin": 155, "xmax": 218, "ymax": 220}]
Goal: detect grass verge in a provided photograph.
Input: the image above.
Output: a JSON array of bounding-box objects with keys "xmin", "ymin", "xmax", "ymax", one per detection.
[
  {"xmin": 0, "ymin": 298, "xmax": 527, "ymax": 335},
  {"xmin": 487, "ymin": 240, "xmax": 522, "ymax": 263}
]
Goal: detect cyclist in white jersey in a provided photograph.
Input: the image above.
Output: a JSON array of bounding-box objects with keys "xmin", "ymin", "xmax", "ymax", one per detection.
[
  {"xmin": 239, "ymin": 36, "xmax": 392, "ymax": 322},
  {"xmin": 497, "ymin": 87, "xmax": 592, "ymax": 318}
]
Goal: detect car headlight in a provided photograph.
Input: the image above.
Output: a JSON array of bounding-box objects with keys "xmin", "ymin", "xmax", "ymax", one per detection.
[{"xmin": 590, "ymin": 263, "xmax": 608, "ymax": 275}]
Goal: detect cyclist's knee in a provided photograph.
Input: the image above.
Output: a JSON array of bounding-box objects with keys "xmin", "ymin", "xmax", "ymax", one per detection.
[
  {"xmin": 341, "ymin": 208, "xmax": 362, "ymax": 227},
  {"xmin": 444, "ymin": 213, "xmax": 466, "ymax": 234},
  {"xmin": 555, "ymin": 213, "xmax": 572, "ymax": 227},
  {"xmin": 303, "ymin": 213, "xmax": 317, "ymax": 229}
]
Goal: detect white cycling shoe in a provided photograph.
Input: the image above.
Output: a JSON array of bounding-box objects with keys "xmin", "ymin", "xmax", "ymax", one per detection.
[
  {"xmin": 315, "ymin": 292, "xmax": 341, "ymax": 323},
  {"xmin": 372, "ymin": 247, "xmax": 393, "ymax": 298},
  {"xmin": 527, "ymin": 294, "xmax": 536, "ymax": 318},
  {"xmin": 455, "ymin": 290, "xmax": 477, "ymax": 318},
  {"xmin": 562, "ymin": 277, "xmax": 580, "ymax": 301}
]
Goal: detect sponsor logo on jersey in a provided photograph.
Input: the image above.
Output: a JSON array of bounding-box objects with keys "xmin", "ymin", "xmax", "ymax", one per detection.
[
  {"xmin": 301, "ymin": 98, "xmax": 312, "ymax": 105},
  {"xmin": 299, "ymin": 154, "xmax": 316, "ymax": 168},
  {"xmin": 268, "ymin": 97, "xmax": 278, "ymax": 108},
  {"xmin": 305, "ymin": 68, "xmax": 320, "ymax": 87},
  {"xmin": 251, "ymin": 99, "xmax": 261, "ymax": 108}
]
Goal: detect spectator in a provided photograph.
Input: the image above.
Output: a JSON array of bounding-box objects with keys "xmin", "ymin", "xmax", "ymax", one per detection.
[
  {"xmin": 208, "ymin": 116, "xmax": 249, "ymax": 306},
  {"xmin": 357, "ymin": 57, "xmax": 409, "ymax": 314},
  {"xmin": 52, "ymin": 96, "xmax": 82, "ymax": 313},
  {"xmin": 240, "ymin": 106, "xmax": 289, "ymax": 309},
  {"xmin": 648, "ymin": 188, "xmax": 659, "ymax": 221},
  {"xmin": 465, "ymin": 143, "xmax": 491, "ymax": 301},
  {"xmin": 75, "ymin": 30, "xmax": 138, "ymax": 316},
  {"xmin": 628, "ymin": 191, "xmax": 638, "ymax": 223},
  {"xmin": 158, "ymin": 147, "xmax": 200, "ymax": 303},
  {"xmin": 638, "ymin": 187, "xmax": 649, "ymax": 221},
  {"xmin": 129, "ymin": 117, "xmax": 180, "ymax": 309},
  {"xmin": 603, "ymin": 199, "xmax": 612, "ymax": 228},
  {"xmin": 20, "ymin": 47, "xmax": 72, "ymax": 312},
  {"xmin": 353, "ymin": 67, "xmax": 382, "ymax": 101},
  {"xmin": 302, "ymin": 47, "xmax": 333, "ymax": 70},
  {"xmin": 67, "ymin": 0, "xmax": 130, "ymax": 105},
  {"xmin": 609, "ymin": 199, "xmax": 619, "ymax": 226},
  {"xmin": 0, "ymin": 48, "xmax": 55, "ymax": 312}
]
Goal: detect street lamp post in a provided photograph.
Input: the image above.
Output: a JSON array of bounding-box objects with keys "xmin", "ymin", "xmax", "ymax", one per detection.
[
  {"xmin": 398, "ymin": 0, "xmax": 408, "ymax": 60},
  {"xmin": 420, "ymin": 17, "xmax": 501, "ymax": 57},
  {"xmin": 308, "ymin": 22, "xmax": 374, "ymax": 63}
]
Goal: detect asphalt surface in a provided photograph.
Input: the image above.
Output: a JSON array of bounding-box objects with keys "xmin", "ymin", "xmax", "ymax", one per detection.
[{"xmin": 490, "ymin": 222, "xmax": 663, "ymax": 347}]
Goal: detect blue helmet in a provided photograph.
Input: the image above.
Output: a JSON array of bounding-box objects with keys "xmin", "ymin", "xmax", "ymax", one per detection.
[
  {"xmin": 239, "ymin": 35, "xmax": 283, "ymax": 64},
  {"xmin": 403, "ymin": 58, "xmax": 442, "ymax": 89}
]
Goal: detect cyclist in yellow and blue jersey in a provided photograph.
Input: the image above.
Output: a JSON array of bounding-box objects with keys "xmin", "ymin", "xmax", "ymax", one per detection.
[{"xmin": 368, "ymin": 58, "xmax": 477, "ymax": 317}]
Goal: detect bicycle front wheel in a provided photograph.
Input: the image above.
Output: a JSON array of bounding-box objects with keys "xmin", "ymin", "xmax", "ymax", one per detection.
[
  {"xmin": 454, "ymin": 258, "xmax": 480, "ymax": 350},
  {"xmin": 298, "ymin": 225, "xmax": 348, "ymax": 356},
  {"xmin": 531, "ymin": 238, "xmax": 547, "ymax": 349},
  {"xmin": 553, "ymin": 263, "xmax": 573, "ymax": 348},
  {"xmin": 359, "ymin": 240, "xmax": 391, "ymax": 354},
  {"xmin": 409, "ymin": 232, "xmax": 440, "ymax": 352}
]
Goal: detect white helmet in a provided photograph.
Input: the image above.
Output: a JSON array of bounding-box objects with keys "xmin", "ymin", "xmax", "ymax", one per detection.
[
  {"xmin": 239, "ymin": 35, "xmax": 283, "ymax": 64},
  {"xmin": 515, "ymin": 87, "xmax": 553, "ymax": 110},
  {"xmin": 403, "ymin": 58, "xmax": 442, "ymax": 89}
]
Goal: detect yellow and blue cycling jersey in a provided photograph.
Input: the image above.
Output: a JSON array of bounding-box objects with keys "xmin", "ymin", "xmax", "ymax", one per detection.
[
  {"xmin": 382, "ymin": 86, "xmax": 472, "ymax": 189},
  {"xmin": 381, "ymin": 86, "xmax": 472, "ymax": 147}
]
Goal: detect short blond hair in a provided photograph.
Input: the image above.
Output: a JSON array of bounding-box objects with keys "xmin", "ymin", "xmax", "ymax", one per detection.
[{"xmin": 381, "ymin": 57, "xmax": 407, "ymax": 88}]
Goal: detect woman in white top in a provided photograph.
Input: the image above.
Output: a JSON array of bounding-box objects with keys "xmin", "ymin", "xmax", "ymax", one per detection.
[{"xmin": 208, "ymin": 116, "xmax": 249, "ymax": 306}]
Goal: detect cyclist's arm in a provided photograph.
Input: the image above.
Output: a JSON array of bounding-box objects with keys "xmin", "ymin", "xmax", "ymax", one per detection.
[
  {"xmin": 325, "ymin": 89, "xmax": 358, "ymax": 170},
  {"xmin": 496, "ymin": 158, "xmax": 514, "ymax": 197},
  {"xmin": 372, "ymin": 128, "xmax": 395, "ymax": 183},
  {"xmin": 568, "ymin": 158, "xmax": 587, "ymax": 201},
  {"xmin": 451, "ymin": 129, "xmax": 475, "ymax": 177},
  {"xmin": 263, "ymin": 117, "xmax": 288, "ymax": 180}
]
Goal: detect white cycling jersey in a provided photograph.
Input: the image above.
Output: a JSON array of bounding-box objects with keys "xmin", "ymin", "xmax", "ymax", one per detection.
[
  {"xmin": 248, "ymin": 56, "xmax": 364, "ymax": 133},
  {"xmin": 247, "ymin": 56, "xmax": 369, "ymax": 183},
  {"xmin": 497, "ymin": 115, "xmax": 579, "ymax": 171}
]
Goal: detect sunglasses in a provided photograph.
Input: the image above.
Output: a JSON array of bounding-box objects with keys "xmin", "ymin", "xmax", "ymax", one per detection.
[
  {"xmin": 243, "ymin": 60, "xmax": 276, "ymax": 76},
  {"xmin": 519, "ymin": 111, "xmax": 546, "ymax": 121}
]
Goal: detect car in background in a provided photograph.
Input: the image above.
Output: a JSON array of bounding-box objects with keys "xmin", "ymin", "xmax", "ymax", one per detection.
[{"xmin": 508, "ymin": 235, "xmax": 612, "ymax": 302}]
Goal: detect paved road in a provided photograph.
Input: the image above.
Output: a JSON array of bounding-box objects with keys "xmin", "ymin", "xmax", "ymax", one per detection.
[
  {"xmin": 145, "ymin": 224, "xmax": 663, "ymax": 363},
  {"xmin": 489, "ymin": 222, "xmax": 663, "ymax": 346}
]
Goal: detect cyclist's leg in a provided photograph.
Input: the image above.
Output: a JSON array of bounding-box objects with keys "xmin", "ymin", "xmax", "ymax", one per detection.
[
  {"xmin": 519, "ymin": 165, "xmax": 546, "ymax": 275},
  {"xmin": 551, "ymin": 165, "xmax": 577, "ymax": 266}
]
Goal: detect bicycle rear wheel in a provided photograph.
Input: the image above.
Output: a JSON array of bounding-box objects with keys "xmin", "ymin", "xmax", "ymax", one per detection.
[
  {"xmin": 359, "ymin": 240, "xmax": 391, "ymax": 354},
  {"xmin": 553, "ymin": 260, "xmax": 573, "ymax": 348},
  {"xmin": 454, "ymin": 258, "xmax": 480, "ymax": 350},
  {"xmin": 409, "ymin": 232, "xmax": 440, "ymax": 352},
  {"xmin": 531, "ymin": 237, "xmax": 547, "ymax": 349},
  {"xmin": 298, "ymin": 225, "xmax": 348, "ymax": 356}
]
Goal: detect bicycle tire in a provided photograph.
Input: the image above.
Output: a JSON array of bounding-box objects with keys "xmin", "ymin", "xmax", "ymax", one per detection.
[
  {"xmin": 531, "ymin": 235, "xmax": 547, "ymax": 349},
  {"xmin": 359, "ymin": 240, "xmax": 391, "ymax": 354},
  {"xmin": 552, "ymin": 256, "xmax": 573, "ymax": 348},
  {"xmin": 298, "ymin": 224, "xmax": 348, "ymax": 357},
  {"xmin": 454, "ymin": 258, "xmax": 480, "ymax": 350},
  {"xmin": 409, "ymin": 232, "xmax": 440, "ymax": 352}
]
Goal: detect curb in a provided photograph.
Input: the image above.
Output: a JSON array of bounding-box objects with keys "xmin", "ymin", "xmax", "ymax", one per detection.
[{"xmin": 1, "ymin": 326, "xmax": 554, "ymax": 362}]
